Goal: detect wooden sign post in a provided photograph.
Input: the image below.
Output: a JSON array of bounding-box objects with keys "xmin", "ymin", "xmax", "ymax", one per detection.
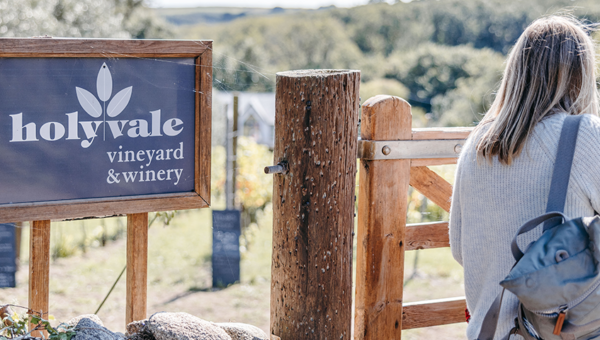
[
  {"xmin": 270, "ymin": 70, "xmax": 360, "ymax": 340},
  {"xmin": 0, "ymin": 38, "xmax": 212, "ymax": 330}
]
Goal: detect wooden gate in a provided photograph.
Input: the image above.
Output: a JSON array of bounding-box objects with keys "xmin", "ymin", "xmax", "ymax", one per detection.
[{"xmin": 354, "ymin": 95, "xmax": 473, "ymax": 339}]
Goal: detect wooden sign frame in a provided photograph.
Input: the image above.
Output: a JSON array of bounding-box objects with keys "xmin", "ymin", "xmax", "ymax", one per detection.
[{"xmin": 0, "ymin": 38, "xmax": 212, "ymax": 223}]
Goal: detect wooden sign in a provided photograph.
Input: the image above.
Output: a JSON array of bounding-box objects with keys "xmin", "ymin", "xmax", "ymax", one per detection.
[
  {"xmin": 0, "ymin": 223, "xmax": 16, "ymax": 288},
  {"xmin": 0, "ymin": 38, "xmax": 212, "ymax": 223},
  {"xmin": 212, "ymin": 210, "xmax": 241, "ymax": 287}
]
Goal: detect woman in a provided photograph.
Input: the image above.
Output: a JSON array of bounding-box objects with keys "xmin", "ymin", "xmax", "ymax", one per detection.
[{"xmin": 449, "ymin": 16, "xmax": 600, "ymax": 339}]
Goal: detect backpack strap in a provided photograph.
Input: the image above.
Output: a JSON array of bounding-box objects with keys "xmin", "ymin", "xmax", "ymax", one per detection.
[
  {"xmin": 510, "ymin": 212, "xmax": 567, "ymax": 261},
  {"xmin": 477, "ymin": 289, "xmax": 506, "ymax": 340},
  {"xmin": 543, "ymin": 114, "xmax": 584, "ymax": 231},
  {"xmin": 477, "ymin": 114, "xmax": 584, "ymax": 340}
]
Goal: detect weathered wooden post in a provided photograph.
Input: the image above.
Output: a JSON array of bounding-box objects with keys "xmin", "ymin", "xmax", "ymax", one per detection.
[
  {"xmin": 126, "ymin": 213, "xmax": 149, "ymax": 324},
  {"xmin": 354, "ymin": 95, "xmax": 412, "ymax": 339},
  {"xmin": 270, "ymin": 70, "xmax": 360, "ymax": 339},
  {"xmin": 29, "ymin": 220, "xmax": 50, "ymax": 337}
]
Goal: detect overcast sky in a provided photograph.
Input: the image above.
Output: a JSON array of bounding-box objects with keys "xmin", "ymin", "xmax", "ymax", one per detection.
[{"xmin": 147, "ymin": 0, "xmax": 380, "ymax": 9}]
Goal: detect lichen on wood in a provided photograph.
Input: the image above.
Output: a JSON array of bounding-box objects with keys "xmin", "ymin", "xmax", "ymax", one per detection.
[{"xmin": 270, "ymin": 69, "xmax": 360, "ymax": 340}]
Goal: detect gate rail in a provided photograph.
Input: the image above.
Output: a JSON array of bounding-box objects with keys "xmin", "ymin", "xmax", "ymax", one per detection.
[{"xmin": 354, "ymin": 95, "xmax": 473, "ymax": 339}]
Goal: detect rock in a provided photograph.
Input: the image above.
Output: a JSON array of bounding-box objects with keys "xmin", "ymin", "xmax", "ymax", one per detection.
[
  {"xmin": 147, "ymin": 312, "xmax": 231, "ymax": 340},
  {"xmin": 215, "ymin": 323, "xmax": 269, "ymax": 340},
  {"xmin": 72, "ymin": 317, "xmax": 121, "ymax": 340},
  {"xmin": 126, "ymin": 320, "xmax": 147, "ymax": 336},
  {"xmin": 68, "ymin": 314, "xmax": 104, "ymax": 328},
  {"xmin": 127, "ymin": 329, "xmax": 156, "ymax": 340},
  {"xmin": 125, "ymin": 320, "xmax": 155, "ymax": 340}
]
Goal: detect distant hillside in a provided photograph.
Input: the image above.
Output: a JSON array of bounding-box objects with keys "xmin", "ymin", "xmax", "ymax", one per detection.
[
  {"xmin": 171, "ymin": 0, "xmax": 600, "ymax": 127},
  {"xmin": 153, "ymin": 6, "xmax": 334, "ymax": 26}
]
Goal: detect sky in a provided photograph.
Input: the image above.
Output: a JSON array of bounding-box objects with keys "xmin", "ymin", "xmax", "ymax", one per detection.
[{"xmin": 148, "ymin": 0, "xmax": 381, "ymax": 9}]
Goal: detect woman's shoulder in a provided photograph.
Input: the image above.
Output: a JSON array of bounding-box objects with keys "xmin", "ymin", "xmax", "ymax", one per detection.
[
  {"xmin": 579, "ymin": 113, "xmax": 600, "ymax": 134},
  {"xmin": 573, "ymin": 114, "xmax": 600, "ymax": 153},
  {"xmin": 534, "ymin": 113, "xmax": 600, "ymax": 141}
]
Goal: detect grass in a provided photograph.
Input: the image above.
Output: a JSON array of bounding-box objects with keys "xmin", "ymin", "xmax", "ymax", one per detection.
[{"xmin": 4, "ymin": 163, "xmax": 467, "ymax": 338}]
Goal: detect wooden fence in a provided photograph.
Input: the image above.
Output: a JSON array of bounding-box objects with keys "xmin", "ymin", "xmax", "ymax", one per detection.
[{"xmin": 354, "ymin": 95, "xmax": 473, "ymax": 339}]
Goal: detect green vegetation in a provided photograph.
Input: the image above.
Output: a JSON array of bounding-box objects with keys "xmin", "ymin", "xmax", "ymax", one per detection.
[
  {"xmin": 181, "ymin": 0, "xmax": 600, "ymax": 127},
  {"xmin": 3, "ymin": 2, "xmax": 600, "ymax": 337},
  {"xmin": 1, "ymin": 307, "xmax": 76, "ymax": 340},
  {"xmin": 0, "ymin": 0, "xmax": 173, "ymax": 39}
]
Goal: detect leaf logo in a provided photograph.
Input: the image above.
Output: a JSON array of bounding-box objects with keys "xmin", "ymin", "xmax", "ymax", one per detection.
[{"xmin": 75, "ymin": 63, "xmax": 133, "ymax": 139}]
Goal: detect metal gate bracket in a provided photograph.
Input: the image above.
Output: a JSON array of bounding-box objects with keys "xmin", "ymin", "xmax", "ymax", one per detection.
[{"xmin": 357, "ymin": 139, "xmax": 464, "ymax": 160}]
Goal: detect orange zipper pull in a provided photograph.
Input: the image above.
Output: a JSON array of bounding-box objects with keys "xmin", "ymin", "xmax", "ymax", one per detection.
[{"xmin": 553, "ymin": 309, "xmax": 567, "ymax": 335}]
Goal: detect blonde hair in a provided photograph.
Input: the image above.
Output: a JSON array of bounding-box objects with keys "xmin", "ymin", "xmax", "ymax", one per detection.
[{"xmin": 476, "ymin": 15, "xmax": 599, "ymax": 165}]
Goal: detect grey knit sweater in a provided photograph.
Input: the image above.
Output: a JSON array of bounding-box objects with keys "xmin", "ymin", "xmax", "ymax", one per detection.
[{"xmin": 449, "ymin": 113, "xmax": 600, "ymax": 340}]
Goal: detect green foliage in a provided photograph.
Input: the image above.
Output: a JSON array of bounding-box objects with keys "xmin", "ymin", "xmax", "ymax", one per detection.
[
  {"xmin": 0, "ymin": 0, "xmax": 173, "ymax": 38},
  {"xmin": 360, "ymin": 78, "xmax": 409, "ymax": 103},
  {"xmin": 211, "ymin": 145, "xmax": 227, "ymax": 203},
  {"xmin": 149, "ymin": 211, "xmax": 177, "ymax": 227},
  {"xmin": 384, "ymin": 43, "xmax": 505, "ymax": 125},
  {"xmin": 210, "ymin": 137, "xmax": 273, "ymax": 226},
  {"xmin": 333, "ymin": 0, "xmax": 600, "ymax": 55},
  {"xmin": 236, "ymin": 137, "xmax": 273, "ymax": 225},
  {"xmin": 50, "ymin": 217, "xmax": 126, "ymax": 260},
  {"xmin": 1, "ymin": 306, "xmax": 75, "ymax": 340},
  {"xmin": 189, "ymin": 14, "xmax": 361, "ymax": 92},
  {"xmin": 182, "ymin": 0, "xmax": 600, "ymax": 127},
  {"xmin": 431, "ymin": 49, "xmax": 505, "ymax": 126}
]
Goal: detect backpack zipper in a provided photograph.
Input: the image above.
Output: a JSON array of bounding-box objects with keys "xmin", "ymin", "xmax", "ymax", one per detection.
[
  {"xmin": 529, "ymin": 277, "xmax": 600, "ymax": 317},
  {"xmin": 553, "ymin": 305, "xmax": 567, "ymax": 335}
]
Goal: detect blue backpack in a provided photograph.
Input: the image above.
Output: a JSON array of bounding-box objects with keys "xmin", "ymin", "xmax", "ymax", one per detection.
[{"xmin": 478, "ymin": 115, "xmax": 600, "ymax": 340}]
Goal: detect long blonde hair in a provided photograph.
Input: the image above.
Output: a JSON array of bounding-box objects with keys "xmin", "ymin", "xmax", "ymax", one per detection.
[{"xmin": 476, "ymin": 15, "xmax": 599, "ymax": 165}]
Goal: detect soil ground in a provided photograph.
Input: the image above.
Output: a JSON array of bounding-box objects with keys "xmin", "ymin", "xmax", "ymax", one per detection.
[{"xmin": 1, "ymin": 206, "xmax": 467, "ymax": 339}]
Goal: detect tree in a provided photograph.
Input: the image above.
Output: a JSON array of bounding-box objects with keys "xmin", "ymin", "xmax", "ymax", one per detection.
[
  {"xmin": 187, "ymin": 13, "xmax": 362, "ymax": 92},
  {"xmin": 431, "ymin": 49, "xmax": 505, "ymax": 127},
  {"xmin": 0, "ymin": 0, "xmax": 173, "ymax": 38}
]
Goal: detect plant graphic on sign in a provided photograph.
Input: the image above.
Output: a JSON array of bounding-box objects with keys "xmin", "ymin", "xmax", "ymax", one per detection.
[{"xmin": 75, "ymin": 63, "xmax": 132, "ymax": 140}]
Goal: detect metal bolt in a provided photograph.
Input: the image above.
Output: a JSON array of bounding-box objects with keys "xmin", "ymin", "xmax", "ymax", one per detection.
[
  {"xmin": 265, "ymin": 162, "xmax": 289, "ymax": 175},
  {"xmin": 382, "ymin": 145, "xmax": 391, "ymax": 156},
  {"xmin": 454, "ymin": 144, "xmax": 462, "ymax": 154}
]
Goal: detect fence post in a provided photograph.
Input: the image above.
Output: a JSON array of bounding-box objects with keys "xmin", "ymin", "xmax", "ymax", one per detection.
[
  {"xmin": 126, "ymin": 213, "xmax": 148, "ymax": 324},
  {"xmin": 29, "ymin": 220, "xmax": 50, "ymax": 337},
  {"xmin": 354, "ymin": 95, "xmax": 412, "ymax": 339},
  {"xmin": 270, "ymin": 69, "xmax": 360, "ymax": 339}
]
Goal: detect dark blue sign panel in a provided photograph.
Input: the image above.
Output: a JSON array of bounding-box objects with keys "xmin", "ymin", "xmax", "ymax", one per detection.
[
  {"xmin": 0, "ymin": 223, "xmax": 16, "ymax": 288},
  {"xmin": 0, "ymin": 58, "xmax": 196, "ymax": 204},
  {"xmin": 212, "ymin": 210, "xmax": 241, "ymax": 287}
]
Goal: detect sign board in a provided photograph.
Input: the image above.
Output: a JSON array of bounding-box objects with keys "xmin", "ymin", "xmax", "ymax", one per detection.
[
  {"xmin": 0, "ymin": 39, "xmax": 212, "ymax": 223},
  {"xmin": 212, "ymin": 210, "xmax": 241, "ymax": 287},
  {"xmin": 0, "ymin": 223, "xmax": 16, "ymax": 287}
]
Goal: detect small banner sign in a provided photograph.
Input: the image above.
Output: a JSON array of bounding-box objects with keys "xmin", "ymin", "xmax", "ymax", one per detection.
[
  {"xmin": 0, "ymin": 223, "xmax": 16, "ymax": 288},
  {"xmin": 0, "ymin": 58, "xmax": 195, "ymax": 204},
  {"xmin": 212, "ymin": 210, "xmax": 241, "ymax": 287}
]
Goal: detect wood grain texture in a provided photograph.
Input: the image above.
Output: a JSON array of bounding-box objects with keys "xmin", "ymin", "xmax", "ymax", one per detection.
[
  {"xmin": 126, "ymin": 213, "xmax": 148, "ymax": 324},
  {"xmin": 0, "ymin": 194, "xmax": 207, "ymax": 223},
  {"xmin": 402, "ymin": 297, "xmax": 467, "ymax": 329},
  {"xmin": 0, "ymin": 38, "xmax": 211, "ymax": 57},
  {"xmin": 354, "ymin": 96, "xmax": 411, "ymax": 340},
  {"xmin": 270, "ymin": 70, "xmax": 360, "ymax": 340},
  {"xmin": 29, "ymin": 220, "xmax": 50, "ymax": 337},
  {"xmin": 405, "ymin": 222, "xmax": 450, "ymax": 250},
  {"xmin": 410, "ymin": 158, "xmax": 458, "ymax": 167},
  {"xmin": 412, "ymin": 127, "xmax": 473, "ymax": 140},
  {"xmin": 409, "ymin": 166, "xmax": 453, "ymax": 212},
  {"xmin": 196, "ymin": 47, "xmax": 212, "ymax": 205}
]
